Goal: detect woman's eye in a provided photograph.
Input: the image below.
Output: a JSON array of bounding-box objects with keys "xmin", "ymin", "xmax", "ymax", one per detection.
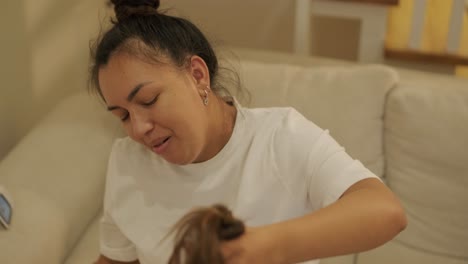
[
  {"xmin": 142, "ymin": 96, "xmax": 158, "ymax": 106},
  {"xmin": 120, "ymin": 113, "xmax": 129, "ymax": 122}
]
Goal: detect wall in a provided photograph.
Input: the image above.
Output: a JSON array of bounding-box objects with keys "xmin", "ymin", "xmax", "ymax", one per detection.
[
  {"xmin": 0, "ymin": 0, "xmax": 108, "ymax": 160},
  {"xmin": 162, "ymin": 1, "xmax": 360, "ymax": 60},
  {"xmin": 161, "ymin": 0, "xmax": 296, "ymax": 52}
]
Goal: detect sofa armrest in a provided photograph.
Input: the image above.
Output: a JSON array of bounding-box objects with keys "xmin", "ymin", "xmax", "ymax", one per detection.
[{"xmin": 0, "ymin": 92, "xmax": 122, "ymax": 263}]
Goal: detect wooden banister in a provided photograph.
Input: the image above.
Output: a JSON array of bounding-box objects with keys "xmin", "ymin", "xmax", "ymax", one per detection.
[{"xmin": 385, "ymin": 48, "xmax": 468, "ymax": 66}]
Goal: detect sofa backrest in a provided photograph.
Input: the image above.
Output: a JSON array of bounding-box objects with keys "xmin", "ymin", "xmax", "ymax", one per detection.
[
  {"xmin": 384, "ymin": 71, "xmax": 468, "ymax": 261},
  {"xmin": 237, "ymin": 60, "xmax": 398, "ymax": 178}
]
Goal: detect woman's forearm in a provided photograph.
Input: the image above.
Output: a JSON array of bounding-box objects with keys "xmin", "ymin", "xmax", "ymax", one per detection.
[{"xmin": 267, "ymin": 178, "xmax": 407, "ymax": 264}]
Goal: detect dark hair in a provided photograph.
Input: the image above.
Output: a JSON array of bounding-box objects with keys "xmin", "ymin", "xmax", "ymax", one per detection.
[
  {"xmin": 167, "ymin": 204, "xmax": 245, "ymax": 264},
  {"xmin": 89, "ymin": 0, "xmax": 243, "ymax": 102}
]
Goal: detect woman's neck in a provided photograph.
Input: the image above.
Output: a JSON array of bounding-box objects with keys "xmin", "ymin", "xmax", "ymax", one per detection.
[{"xmin": 193, "ymin": 95, "xmax": 237, "ymax": 163}]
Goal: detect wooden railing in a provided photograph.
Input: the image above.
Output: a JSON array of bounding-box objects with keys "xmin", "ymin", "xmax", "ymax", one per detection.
[{"xmin": 329, "ymin": 0, "xmax": 399, "ymax": 5}]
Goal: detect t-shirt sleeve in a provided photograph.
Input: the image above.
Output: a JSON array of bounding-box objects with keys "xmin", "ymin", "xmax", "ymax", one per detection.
[
  {"xmin": 100, "ymin": 139, "xmax": 138, "ymax": 262},
  {"xmin": 273, "ymin": 108, "xmax": 379, "ymax": 211},
  {"xmin": 305, "ymin": 130, "xmax": 378, "ymax": 209}
]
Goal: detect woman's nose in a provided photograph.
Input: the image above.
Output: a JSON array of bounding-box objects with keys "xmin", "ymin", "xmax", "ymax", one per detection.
[{"xmin": 129, "ymin": 112, "xmax": 153, "ymax": 139}]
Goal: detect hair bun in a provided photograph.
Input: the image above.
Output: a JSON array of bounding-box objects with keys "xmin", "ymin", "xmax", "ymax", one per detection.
[{"xmin": 110, "ymin": 0, "xmax": 160, "ymax": 22}]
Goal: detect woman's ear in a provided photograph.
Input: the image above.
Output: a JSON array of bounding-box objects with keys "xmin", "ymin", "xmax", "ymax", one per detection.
[{"xmin": 189, "ymin": 55, "xmax": 210, "ymax": 87}]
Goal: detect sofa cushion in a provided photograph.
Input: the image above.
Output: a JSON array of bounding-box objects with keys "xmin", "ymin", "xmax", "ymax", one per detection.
[
  {"xmin": 238, "ymin": 61, "xmax": 398, "ymax": 177},
  {"xmin": 0, "ymin": 92, "xmax": 122, "ymax": 263},
  {"xmin": 357, "ymin": 240, "xmax": 468, "ymax": 264},
  {"xmin": 0, "ymin": 188, "xmax": 69, "ymax": 263},
  {"xmin": 64, "ymin": 214, "xmax": 101, "ymax": 264},
  {"xmin": 384, "ymin": 75, "xmax": 468, "ymax": 259}
]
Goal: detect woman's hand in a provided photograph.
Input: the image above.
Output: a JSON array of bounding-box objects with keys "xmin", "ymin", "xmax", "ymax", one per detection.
[{"xmin": 220, "ymin": 226, "xmax": 283, "ymax": 264}]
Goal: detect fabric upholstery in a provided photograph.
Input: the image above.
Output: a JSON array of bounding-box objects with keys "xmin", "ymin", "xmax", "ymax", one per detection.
[
  {"xmin": 0, "ymin": 93, "xmax": 121, "ymax": 264},
  {"xmin": 383, "ymin": 75, "xmax": 468, "ymax": 260},
  {"xmin": 64, "ymin": 214, "xmax": 101, "ymax": 264},
  {"xmin": 0, "ymin": 188, "xmax": 68, "ymax": 263},
  {"xmin": 358, "ymin": 240, "xmax": 468, "ymax": 264}
]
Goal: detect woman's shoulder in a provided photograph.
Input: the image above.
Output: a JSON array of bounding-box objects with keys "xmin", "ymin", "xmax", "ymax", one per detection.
[
  {"xmin": 243, "ymin": 106, "xmax": 319, "ymax": 133},
  {"xmin": 239, "ymin": 106, "xmax": 325, "ymax": 155},
  {"xmin": 111, "ymin": 136, "xmax": 145, "ymax": 154},
  {"xmin": 243, "ymin": 106, "xmax": 326, "ymax": 154},
  {"xmin": 105, "ymin": 137, "xmax": 158, "ymax": 194},
  {"xmin": 243, "ymin": 106, "xmax": 301, "ymax": 124},
  {"xmin": 108, "ymin": 136, "xmax": 152, "ymax": 166}
]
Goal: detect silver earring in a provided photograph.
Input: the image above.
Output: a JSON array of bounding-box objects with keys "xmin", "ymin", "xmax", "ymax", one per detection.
[{"xmin": 203, "ymin": 89, "xmax": 209, "ymax": 105}]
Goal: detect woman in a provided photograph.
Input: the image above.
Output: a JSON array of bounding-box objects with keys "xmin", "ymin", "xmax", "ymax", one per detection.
[{"xmin": 92, "ymin": 0, "xmax": 407, "ymax": 263}]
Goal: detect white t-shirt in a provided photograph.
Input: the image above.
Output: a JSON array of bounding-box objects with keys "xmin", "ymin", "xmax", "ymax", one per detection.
[{"xmin": 100, "ymin": 105, "xmax": 377, "ymax": 264}]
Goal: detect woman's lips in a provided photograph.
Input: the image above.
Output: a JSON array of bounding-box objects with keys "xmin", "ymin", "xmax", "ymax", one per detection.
[{"xmin": 152, "ymin": 136, "xmax": 171, "ymax": 154}]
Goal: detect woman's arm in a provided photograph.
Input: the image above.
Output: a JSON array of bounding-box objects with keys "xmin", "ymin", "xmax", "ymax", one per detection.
[
  {"xmin": 94, "ymin": 255, "xmax": 140, "ymax": 264},
  {"xmin": 222, "ymin": 178, "xmax": 407, "ymax": 264},
  {"xmin": 272, "ymin": 177, "xmax": 406, "ymax": 263}
]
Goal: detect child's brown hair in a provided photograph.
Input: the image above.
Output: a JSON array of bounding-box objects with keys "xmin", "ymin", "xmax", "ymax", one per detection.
[{"xmin": 167, "ymin": 204, "xmax": 245, "ymax": 264}]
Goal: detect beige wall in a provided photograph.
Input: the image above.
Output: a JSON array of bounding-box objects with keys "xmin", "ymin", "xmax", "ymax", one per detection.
[
  {"xmin": 162, "ymin": 0, "xmax": 296, "ymax": 52},
  {"xmin": 0, "ymin": 0, "xmax": 108, "ymax": 160},
  {"xmin": 163, "ymin": 1, "xmax": 362, "ymax": 60}
]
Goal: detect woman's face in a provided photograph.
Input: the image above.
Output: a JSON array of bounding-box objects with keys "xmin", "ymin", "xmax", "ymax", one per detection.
[{"xmin": 99, "ymin": 52, "xmax": 211, "ymax": 165}]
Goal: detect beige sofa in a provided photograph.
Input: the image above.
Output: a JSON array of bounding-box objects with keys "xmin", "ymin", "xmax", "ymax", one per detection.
[{"xmin": 0, "ymin": 47, "xmax": 467, "ymax": 264}]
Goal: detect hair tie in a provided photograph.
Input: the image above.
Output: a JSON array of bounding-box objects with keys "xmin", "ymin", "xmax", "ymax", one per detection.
[{"xmin": 112, "ymin": 0, "xmax": 159, "ymax": 9}]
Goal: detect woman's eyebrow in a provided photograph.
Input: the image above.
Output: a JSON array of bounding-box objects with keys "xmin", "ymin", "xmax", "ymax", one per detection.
[
  {"xmin": 127, "ymin": 81, "xmax": 153, "ymax": 102},
  {"xmin": 106, "ymin": 81, "xmax": 153, "ymax": 111}
]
